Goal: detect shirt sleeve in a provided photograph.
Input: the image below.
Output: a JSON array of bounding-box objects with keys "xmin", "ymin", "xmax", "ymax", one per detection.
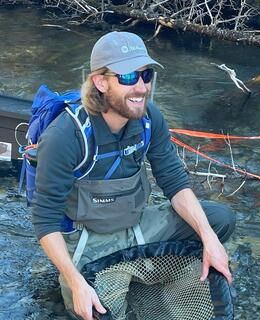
[
  {"xmin": 31, "ymin": 112, "xmax": 83, "ymax": 240},
  {"xmin": 146, "ymin": 102, "xmax": 190, "ymax": 200}
]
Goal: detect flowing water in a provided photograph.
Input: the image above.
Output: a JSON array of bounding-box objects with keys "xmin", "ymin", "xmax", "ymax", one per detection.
[{"xmin": 0, "ymin": 5, "xmax": 260, "ymax": 320}]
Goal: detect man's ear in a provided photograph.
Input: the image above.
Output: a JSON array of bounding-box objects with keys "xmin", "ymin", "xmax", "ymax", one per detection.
[{"xmin": 92, "ymin": 75, "xmax": 108, "ymax": 93}]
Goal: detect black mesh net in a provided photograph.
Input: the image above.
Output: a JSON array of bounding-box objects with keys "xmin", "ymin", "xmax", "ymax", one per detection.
[{"xmin": 82, "ymin": 240, "xmax": 233, "ymax": 320}]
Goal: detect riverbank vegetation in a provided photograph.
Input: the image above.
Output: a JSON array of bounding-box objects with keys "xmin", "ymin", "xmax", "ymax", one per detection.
[{"xmin": 2, "ymin": 0, "xmax": 259, "ymax": 45}]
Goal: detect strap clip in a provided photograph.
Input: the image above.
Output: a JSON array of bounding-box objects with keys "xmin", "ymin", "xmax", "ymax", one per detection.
[{"xmin": 123, "ymin": 141, "xmax": 144, "ymax": 156}]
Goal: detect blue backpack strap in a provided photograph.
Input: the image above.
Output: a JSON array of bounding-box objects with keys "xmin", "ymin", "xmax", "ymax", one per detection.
[
  {"xmin": 141, "ymin": 114, "xmax": 151, "ymax": 158},
  {"xmin": 104, "ymin": 156, "xmax": 121, "ymax": 180}
]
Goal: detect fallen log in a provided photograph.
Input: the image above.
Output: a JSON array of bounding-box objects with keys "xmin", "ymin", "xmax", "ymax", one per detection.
[
  {"xmin": 108, "ymin": 6, "xmax": 260, "ymax": 46},
  {"xmin": 158, "ymin": 18, "xmax": 260, "ymax": 46}
]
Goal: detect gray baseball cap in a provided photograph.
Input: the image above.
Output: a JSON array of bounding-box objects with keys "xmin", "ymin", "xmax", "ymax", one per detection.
[{"xmin": 90, "ymin": 31, "xmax": 163, "ymax": 74}]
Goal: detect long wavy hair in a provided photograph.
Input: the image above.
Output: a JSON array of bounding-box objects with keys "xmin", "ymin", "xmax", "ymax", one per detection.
[{"xmin": 81, "ymin": 67, "xmax": 109, "ymax": 115}]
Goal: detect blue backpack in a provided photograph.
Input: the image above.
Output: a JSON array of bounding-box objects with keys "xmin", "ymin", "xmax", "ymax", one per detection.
[{"xmin": 19, "ymin": 84, "xmax": 152, "ymax": 206}]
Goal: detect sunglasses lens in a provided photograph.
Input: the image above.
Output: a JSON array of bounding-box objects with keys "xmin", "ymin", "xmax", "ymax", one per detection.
[
  {"xmin": 118, "ymin": 71, "xmax": 139, "ymax": 85},
  {"xmin": 142, "ymin": 68, "xmax": 154, "ymax": 83},
  {"xmin": 117, "ymin": 68, "xmax": 154, "ymax": 85}
]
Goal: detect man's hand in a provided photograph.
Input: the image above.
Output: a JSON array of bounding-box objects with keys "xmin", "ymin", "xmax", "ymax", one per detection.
[
  {"xmin": 40, "ymin": 233, "xmax": 106, "ymax": 320},
  {"xmin": 200, "ymin": 234, "xmax": 232, "ymax": 284},
  {"xmin": 171, "ymin": 189, "xmax": 233, "ymax": 284},
  {"xmin": 71, "ymin": 273, "xmax": 106, "ymax": 320}
]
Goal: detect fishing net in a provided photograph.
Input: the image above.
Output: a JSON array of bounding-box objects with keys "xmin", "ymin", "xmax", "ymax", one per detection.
[{"xmin": 82, "ymin": 240, "xmax": 233, "ymax": 320}]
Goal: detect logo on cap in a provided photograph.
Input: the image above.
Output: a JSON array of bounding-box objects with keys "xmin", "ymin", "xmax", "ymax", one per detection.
[
  {"xmin": 120, "ymin": 45, "xmax": 145, "ymax": 54},
  {"xmin": 121, "ymin": 46, "xmax": 129, "ymax": 53}
]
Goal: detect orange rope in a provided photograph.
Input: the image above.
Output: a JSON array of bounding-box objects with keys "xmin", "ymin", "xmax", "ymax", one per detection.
[
  {"xmin": 170, "ymin": 129, "xmax": 260, "ymax": 140},
  {"xmin": 24, "ymin": 144, "xmax": 38, "ymax": 150},
  {"xmin": 171, "ymin": 136, "xmax": 260, "ymax": 180}
]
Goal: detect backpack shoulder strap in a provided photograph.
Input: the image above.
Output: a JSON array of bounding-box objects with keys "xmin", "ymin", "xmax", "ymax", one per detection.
[
  {"xmin": 141, "ymin": 113, "xmax": 152, "ymax": 158},
  {"xmin": 65, "ymin": 104, "xmax": 95, "ymax": 179}
]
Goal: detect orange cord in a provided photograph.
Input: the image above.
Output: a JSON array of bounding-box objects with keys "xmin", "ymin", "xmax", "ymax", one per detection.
[
  {"xmin": 171, "ymin": 135, "xmax": 260, "ymax": 180},
  {"xmin": 170, "ymin": 129, "xmax": 260, "ymax": 140}
]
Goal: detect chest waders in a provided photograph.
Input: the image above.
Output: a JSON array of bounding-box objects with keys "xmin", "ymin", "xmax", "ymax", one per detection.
[{"xmin": 63, "ymin": 105, "xmax": 152, "ymax": 266}]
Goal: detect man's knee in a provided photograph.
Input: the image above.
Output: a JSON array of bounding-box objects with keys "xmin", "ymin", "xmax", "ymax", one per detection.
[{"xmin": 201, "ymin": 201, "xmax": 236, "ymax": 243}]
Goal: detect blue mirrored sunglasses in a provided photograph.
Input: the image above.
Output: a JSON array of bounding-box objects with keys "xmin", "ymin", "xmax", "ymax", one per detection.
[{"xmin": 106, "ymin": 68, "xmax": 154, "ymax": 86}]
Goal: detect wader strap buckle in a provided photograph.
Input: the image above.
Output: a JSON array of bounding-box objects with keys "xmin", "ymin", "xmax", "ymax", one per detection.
[
  {"xmin": 133, "ymin": 224, "xmax": 145, "ymax": 245},
  {"xmin": 72, "ymin": 227, "xmax": 89, "ymax": 267}
]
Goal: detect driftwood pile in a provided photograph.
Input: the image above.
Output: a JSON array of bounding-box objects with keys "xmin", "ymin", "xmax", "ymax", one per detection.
[{"xmin": 41, "ymin": 0, "xmax": 260, "ymax": 45}]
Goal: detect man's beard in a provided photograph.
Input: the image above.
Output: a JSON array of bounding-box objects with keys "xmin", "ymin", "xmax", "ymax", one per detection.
[{"xmin": 104, "ymin": 89, "xmax": 149, "ymax": 120}]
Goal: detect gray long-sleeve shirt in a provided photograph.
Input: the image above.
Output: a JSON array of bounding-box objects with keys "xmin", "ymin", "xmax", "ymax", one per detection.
[{"xmin": 32, "ymin": 102, "xmax": 190, "ymax": 240}]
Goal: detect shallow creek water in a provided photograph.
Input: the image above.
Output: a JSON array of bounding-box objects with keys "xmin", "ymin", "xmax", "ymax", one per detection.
[{"xmin": 0, "ymin": 5, "xmax": 260, "ymax": 320}]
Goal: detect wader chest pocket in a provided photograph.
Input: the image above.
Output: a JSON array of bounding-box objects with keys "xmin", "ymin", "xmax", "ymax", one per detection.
[
  {"xmin": 73, "ymin": 168, "xmax": 151, "ymax": 233},
  {"xmin": 89, "ymin": 179, "xmax": 144, "ymax": 211}
]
